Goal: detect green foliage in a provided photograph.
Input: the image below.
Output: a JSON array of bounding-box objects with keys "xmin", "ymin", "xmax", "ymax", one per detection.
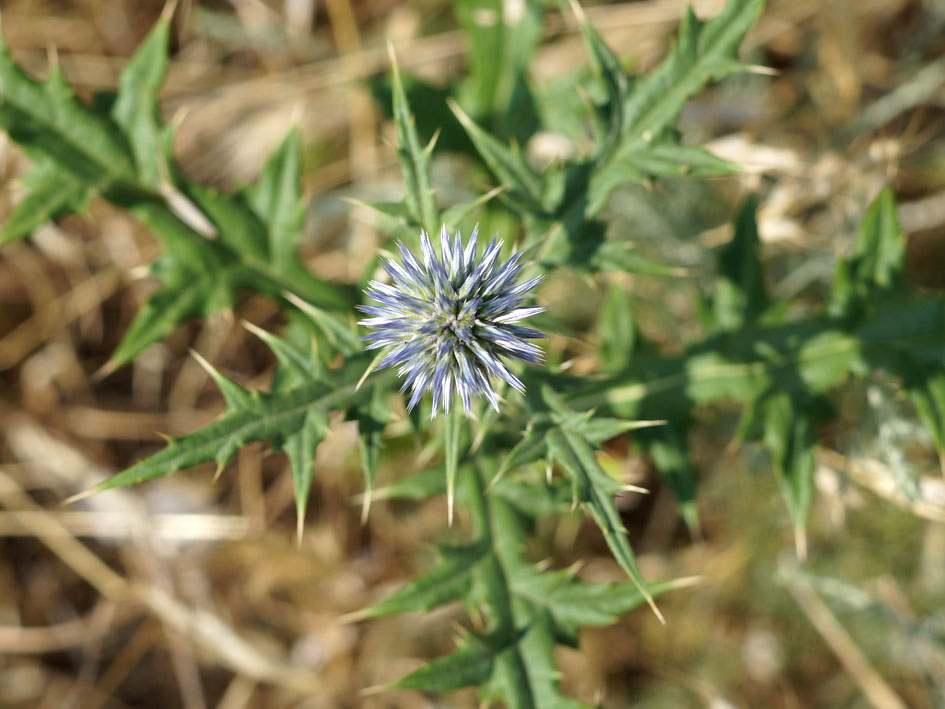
[
  {"xmin": 0, "ymin": 16, "xmax": 349, "ymax": 369},
  {"xmin": 369, "ymin": 465, "xmax": 682, "ymax": 707},
  {"xmin": 7, "ymin": 0, "xmax": 944, "ymax": 705}
]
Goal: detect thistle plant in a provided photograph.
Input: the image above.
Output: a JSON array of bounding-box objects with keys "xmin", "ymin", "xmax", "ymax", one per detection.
[
  {"xmin": 5, "ymin": 0, "xmax": 945, "ymax": 705},
  {"xmin": 359, "ymin": 225, "xmax": 545, "ymax": 416}
]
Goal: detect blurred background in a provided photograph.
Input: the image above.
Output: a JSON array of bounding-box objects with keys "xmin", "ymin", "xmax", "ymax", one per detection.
[{"xmin": 1, "ymin": 0, "xmax": 945, "ymax": 706}]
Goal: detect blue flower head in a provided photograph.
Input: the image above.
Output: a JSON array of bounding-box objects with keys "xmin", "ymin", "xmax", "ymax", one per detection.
[{"xmin": 358, "ymin": 225, "xmax": 546, "ymax": 417}]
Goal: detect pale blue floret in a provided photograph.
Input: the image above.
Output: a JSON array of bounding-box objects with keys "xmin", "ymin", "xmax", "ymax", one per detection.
[{"xmin": 358, "ymin": 225, "xmax": 546, "ymax": 417}]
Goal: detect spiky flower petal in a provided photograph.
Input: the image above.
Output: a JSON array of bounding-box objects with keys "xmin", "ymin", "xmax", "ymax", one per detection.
[{"xmin": 358, "ymin": 226, "xmax": 546, "ymax": 417}]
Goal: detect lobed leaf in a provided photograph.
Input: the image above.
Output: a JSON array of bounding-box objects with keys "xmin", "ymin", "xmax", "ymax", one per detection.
[
  {"xmin": 0, "ymin": 16, "xmax": 348, "ymax": 369},
  {"xmin": 712, "ymin": 195, "xmax": 767, "ymax": 331}
]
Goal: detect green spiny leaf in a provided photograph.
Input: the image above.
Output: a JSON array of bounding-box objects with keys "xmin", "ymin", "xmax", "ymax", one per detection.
[
  {"xmin": 112, "ymin": 11, "xmax": 171, "ymax": 188},
  {"xmin": 597, "ymin": 284, "xmax": 636, "ymax": 372},
  {"xmin": 449, "ymin": 98, "xmax": 547, "ymax": 214},
  {"xmin": 640, "ymin": 426, "xmax": 700, "ymax": 535},
  {"xmin": 0, "ymin": 160, "xmax": 90, "ymax": 244},
  {"xmin": 587, "ymin": 0, "xmax": 765, "ymax": 213},
  {"xmin": 510, "ymin": 565, "xmax": 685, "ymax": 643},
  {"xmin": 761, "ymin": 392, "xmax": 819, "ymax": 557},
  {"xmin": 245, "ymin": 128, "xmax": 307, "ymax": 271},
  {"xmin": 454, "ymin": 0, "xmax": 542, "ymax": 126},
  {"xmin": 283, "ymin": 408, "xmax": 330, "ymax": 539},
  {"xmin": 83, "ymin": 354, "xmax": 383, "ymax": 495},
  {"xmin": 359, "ymin": 539, "xmax": 490, "ymax": 619},
  {"xmin": 571, "ymin": 0, "xmax": 627, "ymax": 160},
  {"xmin": 546, "ymin": 427, "xmax": 659, "ymax": 619},
  {"xmin": 393, "ymin": 629, "xmax": 517, "ymax": 692},
  {"xmin": 389, "ymin": 46, "xmax": 439, "ymax": 235},
  {"xmin": 714, "ymin": 194, "xmax": 766, "ymax": 331},
  {"xmin": 357, "ymin": 387, "xmax": 390, "ymax": 519},
  {"xmin": 830, "ymin": 187, "xmax": 905, "ymax": 316},
  {"xmin": 0, "ymin": 43, "xmax": 134, "ymax": 185}
]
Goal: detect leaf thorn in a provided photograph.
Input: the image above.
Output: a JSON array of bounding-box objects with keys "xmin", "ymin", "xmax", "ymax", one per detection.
[
  {"xmin": 63, "ymin": 487, "xmax": 96, "ymax": 506},
  {"xmin": 92, "ymin": 359, "xmax": 119, "ymax": 383},
  {"xmin": 360, "ymin": 488, "xmax": 372, "ymax": 526}
]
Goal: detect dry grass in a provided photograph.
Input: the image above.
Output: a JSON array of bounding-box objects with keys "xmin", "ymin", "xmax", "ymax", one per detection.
[{"xmin": 1, "ymin": 0, "xmax": 944, "ymax": 707}]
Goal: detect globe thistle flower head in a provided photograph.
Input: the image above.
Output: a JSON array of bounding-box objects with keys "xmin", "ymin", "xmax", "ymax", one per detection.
[{"xmin": 358, "ymin": 225, "xmax": 546, "ymax": 417}]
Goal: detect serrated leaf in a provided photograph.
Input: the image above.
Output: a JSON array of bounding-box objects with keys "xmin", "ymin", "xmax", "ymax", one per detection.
[
  {"xmin": 454, "ymin": 0, "xmax": 542, "ymax": 131},
  {"xmin": 714, "ymin": 195, "xmax": 766, "ymax": 331},
  {"xmin": 394, "ymin": 629, "xmax": 517, "ymax": 692},
  {"xmin": 245, "ymin": 128, "xmax": 307, "ymax": 271},
  {"xmin": 511, "ymin": 566, "xmax": 682, "ymax": 643},
  {"xmin": 357, "ymin": 387, "xmax": 390, "ymax": 515},
  {"xmin": 112, "ymin": 13, "xmax": 170, "ymax": 188},
  {"xmin": 449, "ymin": 99, "xmax": 547, "ymax": 214},
  {"xmin": 829, "ymin": 187, "xmax": 905, "ymax": 316},
  {"xmin": 762, "ymin": 392, "xmax": 818, "ymax": 554},
  {"xmin": 0, "ymin": 160, "xmax": 90, "ymax": 244},
  {"xmin": 597, "ymin": 285, "xmax": 636, "ymax": 372},
  {"xmin": 572, "ymin": 0, "xmax": 626, "ymax": 158},
  {"xmin": 84, "ymin": 353, "xmax": 384, "ymax": 495},
  {"xmin": 361, "ymin": 539, "xmax": 490, "ymax": 619},
  {"xmin": 902, "ymin": 362, "xmax": 945, "ymax": 457},
  {"xmin": 389, "ymin": 48, "xmax": 439, "ymax": 235},
  {"xmin": 283, "ymin": 407, "xmax": 330, "ymax": 534},
  {"xmin": 546, "ymin": 428, "xmax": 656, "ymax": 616},
  {"xmin": 0, "ymin": 44, "xmax": 134, "ymax": 185},
  {"xmin": 496, "ymin": 418, "xmax": 554, "ymax": 481},
  {"xmin": 587, "ymin": 0, "xmax": 765, "ymax": 213},
  {"xmin": 639, "ymin": 426, "xmax": 700, "ymax": 535},
  {"xmin": 1, "ymin": 18, "xmax": 352, "ymax": 371},
  {"xmin": 109, "ymin": 253, "xmax": 218, "ymax": 367},
  {"xmin": 246, "ymin": 319, "xmax": 323, "ymax": 388}
]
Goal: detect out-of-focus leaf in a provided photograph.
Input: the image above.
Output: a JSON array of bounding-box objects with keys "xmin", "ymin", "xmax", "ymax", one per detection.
[
  {"xmin": 761, "ymin": 392, "xmax": 819, "ymax": 554},
  {"xmin": 0, "ymin": 46, "xmax": 134, "ymax": 185},
  {"xmin": 572, "ymin": 0, "xmax": 627, "ymax": 158},
  {"xmin": 713, "ymin": 195, "xmax": 766, "ymax": 331},
  {"xmin": 640, "ymin": 426, "xmax": 700, "ymax": 535},
  {"xmin": 0, "ymin": 160, "xmax": 90, "ymax": 244},
  {"xmin": 372, "ymin": 465, "xmax": 448, "ymax": 502},
  {"xmin": 626, "ymin": 143, "xmax": 739, "ymax": 178},
  {"xmin": 450, "ymin": 99, "xmax": 547, "ymax": 214},
  {"xmin": 390, "ymin": 49, "xmax": 439, "ymax": 235},
  {"xmin": 597, "ymin": 285, "xmax": 636, "ymax": 372},
  {"xmin": 587, "ymin": 240, "xmax": 680, "ymax": 277},
  {"xmin": 454, "ymin": 0, "xmax": 542, "ymax": 139},
  {"xmin": 357, "ymin": 387, "xmax": 390, "ymax": 515},
  {"xmin": 830, "ymin": 187, "xmax": 905, "ymax": 316},
  {"xmin": 905, "ymin": 365, "xmax": 945, "ymax": 457},
  {"xmin": 245, "ymin": 128, "xmax": 306, "ymax": 270},
  {"xmin": 112, "ymin": 12, "xmax": 170, "ymax": 188}
]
